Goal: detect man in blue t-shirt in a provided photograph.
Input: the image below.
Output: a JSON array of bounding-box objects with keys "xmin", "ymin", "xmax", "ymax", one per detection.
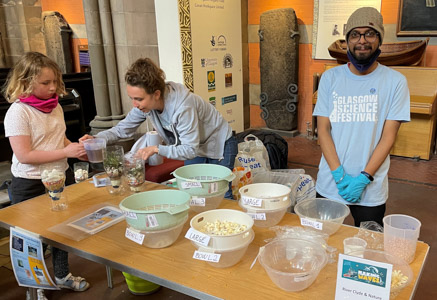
[{"xmin": 313, "ymin": 7, "xmax": 410, "ymax": 226}]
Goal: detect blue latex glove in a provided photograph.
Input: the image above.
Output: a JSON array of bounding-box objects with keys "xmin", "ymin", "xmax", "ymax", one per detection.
[
  {"xmin": 338, "ymin": 173, "xmax": 371, "ymax": 203},
  {"xmin": 331, "ymin": 165, "xmax": 353, "ymax": 191}
]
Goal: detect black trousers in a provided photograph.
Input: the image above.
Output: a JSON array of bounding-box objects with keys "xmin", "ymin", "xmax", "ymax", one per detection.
[
  {"xmin": 316, "ymin": 192, "xmax": 386, "ymax": 227},
  {"xmin": 10, "ymin": 168, "xmax": 74, "ymax": 278}
]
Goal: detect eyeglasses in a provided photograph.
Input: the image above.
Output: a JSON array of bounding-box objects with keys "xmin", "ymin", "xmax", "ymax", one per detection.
[{"xmin": 349, "ymin": 30, "xmax": 379, "ymax": 43}]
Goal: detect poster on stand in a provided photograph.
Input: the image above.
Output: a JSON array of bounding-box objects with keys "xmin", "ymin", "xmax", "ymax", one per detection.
[
  {"xmin": 189, "ymin": 0, "xmax": 244, "ymax": 132},
  {"xmin": 313, "ymin": 0, "xmax": 381, "ymax": 60},
  {"xmin": 10, "ymin": 227, "xmax": 59, "ymax": 289}
]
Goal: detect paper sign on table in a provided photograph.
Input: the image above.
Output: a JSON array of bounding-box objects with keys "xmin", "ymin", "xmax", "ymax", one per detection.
[
  {"xmin": 190, "ymin": 197, "xmax": 206, "ymax": 206},
  {"xmin": 181, "ymin": 181, "xmax": 202, "ymax": 189},
  {"xmin": 185, "ymin": 228, "xmax": 210, "ymax": 247},
  {"xmin": 300, "ymin": 217, "xmax": 323, "ymax": 230},
  {"xmin": 335, "ymin": 254, "xmax": 392, "ymax": 300},
  {"xmin": 193, "ymin": 251, "xmax": 221, "ymax": 263},
  {"xmin": 125, "ymin": 228, "xmax": 145, "ymax": 245},
  {"xmin": 10, "ymin": 227, "xmax": 59, "ymax": 289}
]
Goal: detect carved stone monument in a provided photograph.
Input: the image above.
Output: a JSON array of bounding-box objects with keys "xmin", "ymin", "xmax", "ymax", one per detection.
[
  {"xmin": 259, "ymin": 8, "xmax": 300, "ymax": 131},
  {"xmin": 42, "ymin": 11, "xmax": 73, "ymax": 74}
]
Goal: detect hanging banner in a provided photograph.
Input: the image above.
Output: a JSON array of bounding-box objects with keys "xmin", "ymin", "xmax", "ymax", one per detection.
[
  {"xmin": 313, "ymin": 0, "xmax": 381, "ymax": 60},
  {"xmin": 10, "ymin": 227, "xmax": 59, "ymax": 289}
]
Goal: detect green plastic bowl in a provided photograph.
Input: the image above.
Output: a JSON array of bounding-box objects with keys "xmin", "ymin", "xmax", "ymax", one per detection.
[
  {"xmin": 172, "ymin": 164, "xmax": 235, "ymax": 196},
  {"xmin": 122, "ymin": 272, "xmax": 160, "ymax": 295},
  {"xmin": 119, "ymin": 190, "xmax": 190, "ymax": 231}
]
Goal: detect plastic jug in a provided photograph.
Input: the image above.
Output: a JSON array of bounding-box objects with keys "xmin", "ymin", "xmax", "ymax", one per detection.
[{"xmin": 383, "ymin": 214, "xmax": 421, "ymax": 263}]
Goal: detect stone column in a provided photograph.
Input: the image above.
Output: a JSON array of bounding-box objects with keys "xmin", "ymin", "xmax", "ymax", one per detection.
[{"xmin": 83, "ymin": 0, "xmax": 159, "ymax": 135}]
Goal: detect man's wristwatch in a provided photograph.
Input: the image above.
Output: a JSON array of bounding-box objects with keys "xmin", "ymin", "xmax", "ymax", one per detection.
[{"xmin": 361, "ymin": 171, "xmax": 374, "ymax": 181}]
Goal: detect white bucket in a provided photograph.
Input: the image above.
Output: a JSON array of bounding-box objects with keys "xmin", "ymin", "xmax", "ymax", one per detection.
[
  {"xmin": 189, "ymin": 209, "xmax": 254, "ymax": 250},
  {"xmin": 239, "ymin": 183, "xmax": 291, "ymax": 210}
]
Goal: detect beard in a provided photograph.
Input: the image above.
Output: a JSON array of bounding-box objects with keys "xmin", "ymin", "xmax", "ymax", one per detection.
[{"xmin": 350, "ymin": 45, "xmax": 375, "ymax": 63}]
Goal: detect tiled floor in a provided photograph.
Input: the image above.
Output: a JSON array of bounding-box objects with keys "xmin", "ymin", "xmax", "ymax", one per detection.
[{"xmin": 1, "ymin": 135, "xmax": 436, "ymax": 299}]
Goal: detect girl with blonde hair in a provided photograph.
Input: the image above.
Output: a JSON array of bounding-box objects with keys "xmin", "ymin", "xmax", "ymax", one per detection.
[{"xmin": 3, "ymin": 52, "xmax": 90, "ymax": 298}]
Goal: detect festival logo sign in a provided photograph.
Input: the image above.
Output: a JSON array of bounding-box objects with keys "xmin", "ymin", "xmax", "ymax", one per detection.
[{"xmin": 341, "ymin": 259, "xmax": 388, "ymax": 288}]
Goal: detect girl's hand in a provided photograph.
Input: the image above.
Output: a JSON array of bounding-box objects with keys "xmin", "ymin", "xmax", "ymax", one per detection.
[
  {"xmin": 79, "ymin": 134, "xmax": 94, "ymax": 143},
  {"xmin": 63, "ymin": 142, "xmax": 87, "ymax": 158},
  {"xmin": 135, "ymin": 146, "xmax": 159, "ymax": 161}
]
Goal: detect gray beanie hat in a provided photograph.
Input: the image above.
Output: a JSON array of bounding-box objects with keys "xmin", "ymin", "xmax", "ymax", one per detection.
[{"xmin": 345, "ymin": 7, "xmax": 384, "ymax": 44}]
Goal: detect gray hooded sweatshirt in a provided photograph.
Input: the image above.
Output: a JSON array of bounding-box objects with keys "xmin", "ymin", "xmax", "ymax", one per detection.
[{"xmin": 96, "ymin": 81, "xmax": 232, "ymax": 160}]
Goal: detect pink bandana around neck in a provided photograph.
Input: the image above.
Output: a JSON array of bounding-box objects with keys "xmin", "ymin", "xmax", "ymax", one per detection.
[{"xmin": 19, "ymin": 94, "xmax": 59, "ymax": 113}]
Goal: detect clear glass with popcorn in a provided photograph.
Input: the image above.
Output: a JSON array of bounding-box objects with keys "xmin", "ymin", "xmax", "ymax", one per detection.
[
  {"xmin": 73, "ymin": 162, "xmax": 89, "ymax": 183},
  {"xmin": 40, "ymin": 163, "xmax": 68, "ymax": 211}
]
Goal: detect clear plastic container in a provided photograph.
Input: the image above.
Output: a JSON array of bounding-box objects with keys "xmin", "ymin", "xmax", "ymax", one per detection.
[
  {"xmin": 192, "ymin": 229, "xmax": 254, "ymax": 268},
  {"xmin": 189, "ymin": 188, "xmax": 227, "ymax": 213},
  {"xmin": 124, "ymin": 154, "xmax": 145, "ymax": 192},
  {"xmin": 239, "ymin": 202, "xmax": 291, "ymax": 228},
  {"xmin": 383, "ymin": 214, "xmax": 421, "ymax": 264},
  {"xmin": 130, "ymin": 216, "xmax": 187, "ymax": 248},
  {"xmin": 239, "ymin": 182, "xmax": 291, "ymax": 210},
  {"xmin": 83, "ymin": 138, "xmax": 106, "ymax": 163},
  {"xmin": 343, "ymin": 237, "xmax": 367, "ymax": 257},
  {"xmin": 258, "ymin": 238, "xmax": 328, "ymax": 292},
  {"xmin": 40, "ymin": 163, "xmax": 67, "ymax": 211},
  {"xmin": 294, "ymin": 198, "xmax": 350, "ymax": 236}
]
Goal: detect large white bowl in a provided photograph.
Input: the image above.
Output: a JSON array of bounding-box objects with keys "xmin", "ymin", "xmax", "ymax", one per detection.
[
  {"xmin": 190, "ymin": 209, "xmax": 254, "ymax": 250},
  {"xmin": 294, "ymin": 198, "xmax": 350, "ymax": 236},
  {"xmin": 239, "ymin": 202, "xmax": 291, "ymax": 228},
  {"xmin": 191, "ymin": 229, "xmax": 254, "ymax": 268},
  {"xmin": 259, "ymin": 238, "xmax": 328, "ymax": 292},
  {"xmin": 239, "ymin": 183, "xmax": 291, "ymax": 210}
]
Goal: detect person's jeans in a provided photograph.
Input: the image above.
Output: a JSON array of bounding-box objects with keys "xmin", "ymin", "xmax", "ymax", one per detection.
[{"xmin": 185, "ymin": 135, "xmax": 238, "ymax": 199}]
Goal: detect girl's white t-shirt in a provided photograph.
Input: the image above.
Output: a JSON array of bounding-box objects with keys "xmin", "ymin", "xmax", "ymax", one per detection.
[{"xmin": 4, "ymin": 102, "xmax": 68, "ymax": 179}]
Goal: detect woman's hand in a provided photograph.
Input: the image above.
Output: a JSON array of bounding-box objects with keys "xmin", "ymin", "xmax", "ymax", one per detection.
[
  {"xmin": 135, "ymin": 145, "xmax": 159, "ymax": 161},
  {"xmin": 63, "ymin": 142, "xmax": 87, "ymax": 158},
  {"xmin": 79, "ymin": 134, "xmax": 94, "ymax": 143}
]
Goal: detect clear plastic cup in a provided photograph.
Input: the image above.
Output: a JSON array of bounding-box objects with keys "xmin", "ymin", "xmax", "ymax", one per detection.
[
  {"xmin": 124, "ymin": 154, "xmax": 145, "ymax": 192},
  {"xmin": 343, "ymin": 237, "xmax": 367, "ymax": 257},
  {"xmin": 40, "ymin": 163, "xmax": 67, "ymax": 211},
  {"xmin": 383, "ymin": 214, "xmax": 421, "ymax": 264},
  {"xmin": 74, "ymin": 162, "xmax": 89, "ymax": 183},
  {"xmin": 83, "ymin": 138, "xmax": 106, "ymax": 163}
]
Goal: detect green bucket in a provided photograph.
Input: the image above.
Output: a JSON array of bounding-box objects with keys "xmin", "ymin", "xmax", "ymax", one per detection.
[
  {"xmin": 122, "ymin": 272, "xmax": 160, "ymax": 295},
  {"xmin": 119, "ymin": 190, "xmax": 190, "ymax": 231},
  {"xmin": 172, "ymin": 164, "xmax": 235, "ymax": 196}
]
